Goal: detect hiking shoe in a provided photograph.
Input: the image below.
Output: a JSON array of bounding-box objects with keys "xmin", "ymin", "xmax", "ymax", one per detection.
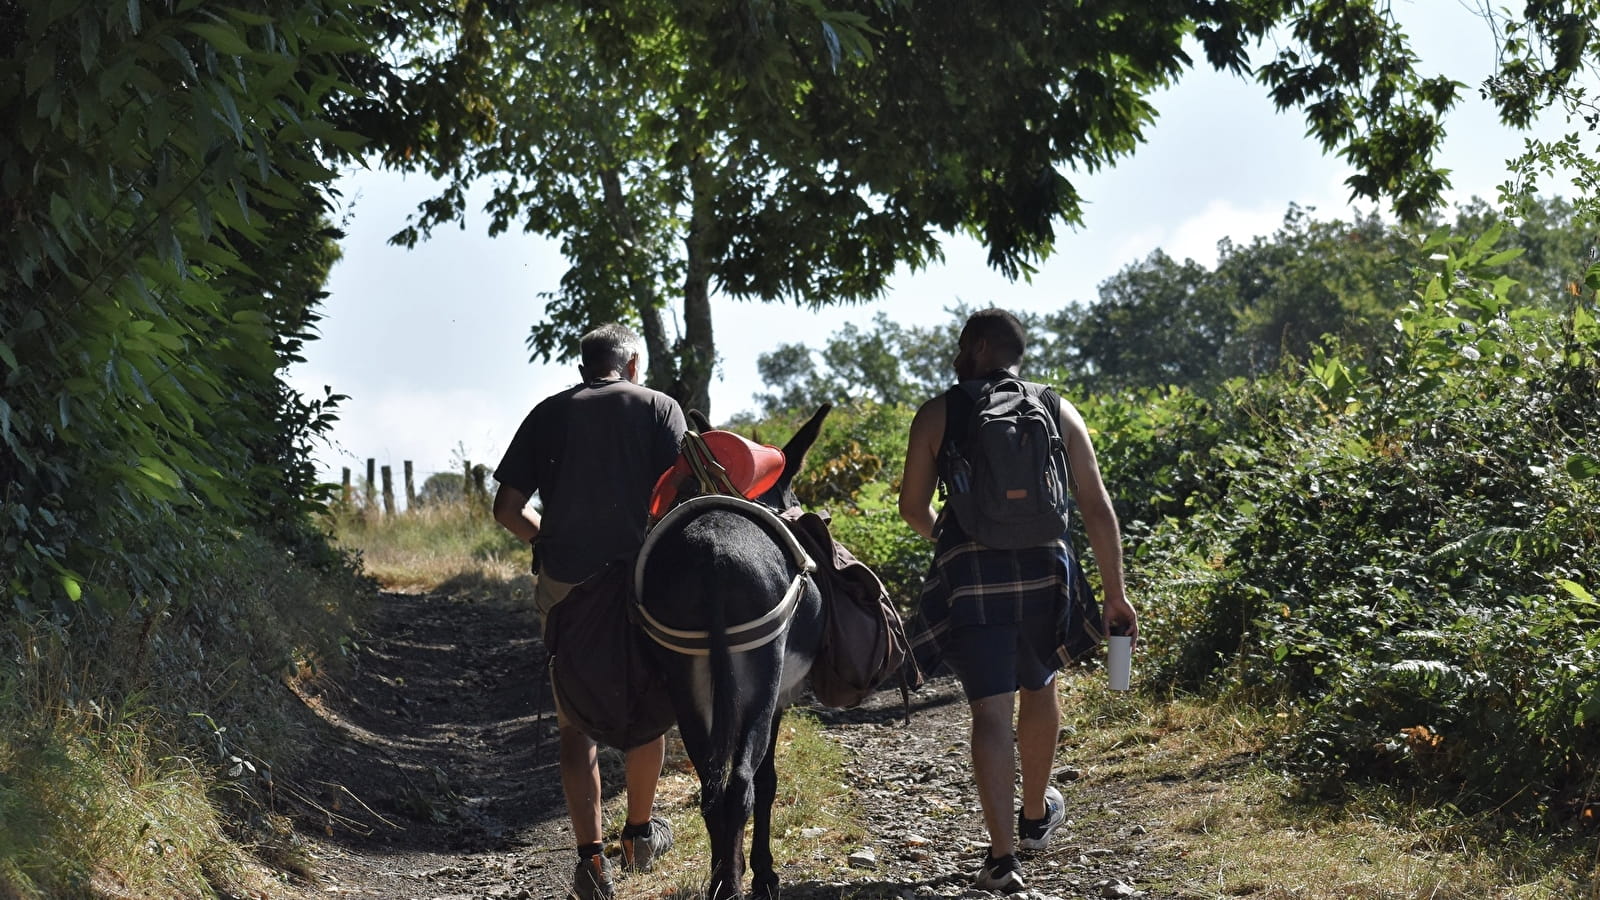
[
  {"xmin": 1017, "ymin": 784, "xmax": 1066, "ymax": 851},
  {"xmin": 972, "ymin": 850, "xmax": 1027, "ymax": 894},
  {"xmin": 571, "ymin": 852, "xmax": 614, "ymax": 900},
  {"xmin": 621, "ymin": 815, "xmax": 673, "ymax": 872}
]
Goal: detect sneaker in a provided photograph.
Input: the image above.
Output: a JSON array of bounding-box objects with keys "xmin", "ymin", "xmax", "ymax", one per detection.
[
  {"xmin": 1017, "ymin": 784, "xmax": 1066, "ymax": 851},
  {"xmin": 571, "ymin": 852, "xmax": 614, "ymax": 900},
  {"xmin": 972, "ymin": 850, "xmax": 1027, "ymax": 894},
  {"xmin": 620, "ymin": 815, "xmax": 674, "ymax": 872}
]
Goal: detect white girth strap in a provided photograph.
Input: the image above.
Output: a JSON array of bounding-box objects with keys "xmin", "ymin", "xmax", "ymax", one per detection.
[{"xmin": 634, "ymin": 494, "xmax": 816, "ymax": 656}]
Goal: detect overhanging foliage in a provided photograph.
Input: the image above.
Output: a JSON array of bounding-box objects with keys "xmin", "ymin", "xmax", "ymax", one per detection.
[{"xmin": 0, "ymin": 1, "xmax": 365, "ymax": 612}]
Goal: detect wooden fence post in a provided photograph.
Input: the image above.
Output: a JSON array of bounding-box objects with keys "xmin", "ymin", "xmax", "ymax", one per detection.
[
  {"xmin": 341, "ymin": 467, "xmax": 352, "ymax": 508},
  {"xmin": 463, "ymin": 459, "xmax": 474, "ymax": 503},
  {"xmin": 470, "ymin": 464, "xmax": 488, "ymax": 505},
  {"xmin": 403, "ymin": 460, "xmax": 416, "ymax": 511},
  {"xmin": 365, "ymin": 458, "xmax": 376, "ymax": 511},
  {"xmin": 381, "ymin": 465, "xmax": 396, "ymax": 518}
]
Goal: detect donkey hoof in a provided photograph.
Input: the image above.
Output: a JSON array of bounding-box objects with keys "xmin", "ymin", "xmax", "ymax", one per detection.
[{"xmin": 752, "ymin": 873, "xmax": 780, "ymax": 900}]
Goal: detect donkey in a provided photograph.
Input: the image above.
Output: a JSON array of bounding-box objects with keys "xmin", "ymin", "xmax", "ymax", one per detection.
[{"xmin": 634, "ymin": 405, "xmax": 831, "ymax": 900}]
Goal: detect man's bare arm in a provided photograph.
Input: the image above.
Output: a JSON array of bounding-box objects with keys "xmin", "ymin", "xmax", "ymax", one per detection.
[
  {"xmin": 898, "ymin": 397, "xmax": 945, "ymax": 540},
  {"xmin": 492, "ymin": 484, "xmax": 542, "ymax": 543},
  {"xmin": 1059, "ymin": 399, "xmax": 1138, "ymax": 641}
]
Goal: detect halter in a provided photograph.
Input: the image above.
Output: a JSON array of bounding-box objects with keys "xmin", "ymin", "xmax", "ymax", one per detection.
[{"xmin": 633, "ymin": 494, "xmax": 816, "ymax": 657}]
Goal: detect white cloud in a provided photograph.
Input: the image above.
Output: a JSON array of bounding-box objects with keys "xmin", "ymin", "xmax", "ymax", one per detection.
[{"xmin": 1162, "ymin": 199, "xmax": 1288, "ymax": 266}]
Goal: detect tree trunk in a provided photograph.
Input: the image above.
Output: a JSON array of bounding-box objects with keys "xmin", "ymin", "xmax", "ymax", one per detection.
[
  {"xmin": 678, "ymin": 159, "xmax": 717, "ymax": 418},
  {"xmin": 598, "ymin": 168, "xmax": 675, "ymax": 391}
]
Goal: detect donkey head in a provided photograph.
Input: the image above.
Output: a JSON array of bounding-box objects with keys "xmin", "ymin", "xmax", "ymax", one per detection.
[{"xmin": 757, "ymin": 404, "xmax": 830, "ymax": 511}]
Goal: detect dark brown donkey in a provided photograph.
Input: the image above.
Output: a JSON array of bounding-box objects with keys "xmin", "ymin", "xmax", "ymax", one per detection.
[{"xmin": 634, "ymin": 405, "xmax": 831, "ymax": 900}]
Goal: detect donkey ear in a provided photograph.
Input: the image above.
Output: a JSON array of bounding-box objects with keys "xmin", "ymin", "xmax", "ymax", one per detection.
[
  {"xmin": 777, "ymin": 403, "xmax": 832, "ymax": 483},
  {"xmin": 687, "ymin": 408, "xmax": 714, "ymax": 432}
]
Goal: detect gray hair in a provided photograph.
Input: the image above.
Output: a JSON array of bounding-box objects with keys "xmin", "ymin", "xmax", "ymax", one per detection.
[{"xmin": 580, "ymin": 323, "xmax": 644, "ymax": 376}]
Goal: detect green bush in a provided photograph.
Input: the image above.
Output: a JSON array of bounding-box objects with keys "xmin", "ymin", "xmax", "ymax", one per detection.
[
  {"xmin": 1100, "ymin": 227, "xmax": 1600, "ymax": 817},
  {"xmin": 820, "ymin": 483, "xmax": 930, "ymax": 609}
]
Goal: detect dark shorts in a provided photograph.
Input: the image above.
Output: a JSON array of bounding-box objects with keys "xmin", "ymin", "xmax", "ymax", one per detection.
[{"xmin": 943, "ymin": 622, "xmax": 1060, "ymax": 701}]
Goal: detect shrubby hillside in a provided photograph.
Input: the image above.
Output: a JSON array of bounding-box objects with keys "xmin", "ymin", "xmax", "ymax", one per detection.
[{"xmin": 746, "ymin": 218, "xmax": 1600, "ymax": 824}]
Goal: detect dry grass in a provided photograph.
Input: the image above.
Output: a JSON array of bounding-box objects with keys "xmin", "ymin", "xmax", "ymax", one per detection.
[
  {"xmin": 0, "ymin": 533, "xmax": 367, "ymax": 899},
  {"xmin": 1055, "ymin": 676, "xmax": 1600, "ymax": 899},
  {"xmin": 0, "ymin": 698, "xmax": 236, "ymax": 890},
  {"xmin": 328, "ymin": 499, "xmax": 529, "ymax": 589},
  {"xmin": 0, "ymin": 635, "xmax": 261, "ymax": 898}
]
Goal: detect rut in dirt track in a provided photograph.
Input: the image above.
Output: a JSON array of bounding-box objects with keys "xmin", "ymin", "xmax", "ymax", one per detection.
[{"xmin": 287, "ymin": 586, "xmax": 581, "ymax": 898}]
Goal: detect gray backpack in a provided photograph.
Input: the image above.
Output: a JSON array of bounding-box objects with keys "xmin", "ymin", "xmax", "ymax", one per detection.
[{"xmin": 939, "ymin": 377, "xmax": 1072, "ymax": 549}]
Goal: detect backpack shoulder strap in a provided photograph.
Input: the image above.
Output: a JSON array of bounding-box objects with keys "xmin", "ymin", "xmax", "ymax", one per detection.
[
  {"xmin": 940, "ymin": 384, "xmax": 975, "ymax": 451},
  {"xmin": 1028, "ymin": 384, "xmax": 1065, "ymax": 436},
  {"xmin": 937, "ymin": 385, "xmax": 976, "ymax": 501},
  {"xmin": 1032, "ymin": 383, "xmax": 1076, "ymax": 491}
]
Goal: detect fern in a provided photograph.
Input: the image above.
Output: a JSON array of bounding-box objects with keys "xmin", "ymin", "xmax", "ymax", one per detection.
[{"xmin": 1424, "ymin": 527, "xmax": 1524, "ymax": 564}]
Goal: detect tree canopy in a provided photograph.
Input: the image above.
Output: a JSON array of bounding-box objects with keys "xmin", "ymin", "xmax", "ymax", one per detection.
[
  {"xmin": 748, "ymin": 197, "xmax": 1600, "ymax": 407},
  {"xmin": 1484, "ymin": 0, "xmax": 1600, "ymax": 223},
  {"xmin": 390, "ymin": 0, "xmax": 1497, "ymax": 415}
]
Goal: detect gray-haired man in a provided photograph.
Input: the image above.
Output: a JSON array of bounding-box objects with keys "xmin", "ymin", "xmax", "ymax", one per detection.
[{"xmin": 493, "ymin": 323, "xmax": 687, "ymax": 899}]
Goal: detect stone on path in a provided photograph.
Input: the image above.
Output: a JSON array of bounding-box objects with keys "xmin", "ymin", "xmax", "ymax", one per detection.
[{"xmin": 1095, "ymin": 876, "xmax": 1141, "ymax": 897}]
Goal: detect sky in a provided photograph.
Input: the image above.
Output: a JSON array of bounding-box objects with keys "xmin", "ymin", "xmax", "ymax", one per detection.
[{"xmin": 286, "ymin": 0, "xmax": 1589, "ymax": 495}]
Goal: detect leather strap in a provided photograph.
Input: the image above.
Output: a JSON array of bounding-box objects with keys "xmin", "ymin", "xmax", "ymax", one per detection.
[{"xmin": 633, "ymin": 494, "xmax": 816, "ymax": 656}]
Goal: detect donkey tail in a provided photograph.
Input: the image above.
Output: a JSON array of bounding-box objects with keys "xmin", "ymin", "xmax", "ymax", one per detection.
[{"xmin": 702, "ymin": 549, "xmax": 741, "ymax": 795}]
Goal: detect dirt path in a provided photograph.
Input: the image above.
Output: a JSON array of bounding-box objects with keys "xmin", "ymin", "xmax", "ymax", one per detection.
[{"xmin": 283, "ymin": 590, "xmax": 1197, "ymax": 900}]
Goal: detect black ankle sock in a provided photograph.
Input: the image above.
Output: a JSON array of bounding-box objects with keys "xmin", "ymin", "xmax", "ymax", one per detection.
[
  {"xmin": 577, "ymin": 842, "xmax": 603, "ymax": 861},
  {"xmin": 984, "ymin": 850, "xmax": 1019, "ymax": 872},
  {"xmin": 622, "ymin": 820, "xmax": 654, "ymax": 839}
]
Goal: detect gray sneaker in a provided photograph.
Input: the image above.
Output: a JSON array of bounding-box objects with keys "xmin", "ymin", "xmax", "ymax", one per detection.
[
  {"xmin": 972, "ymin": 851, "xmax": 1027, "ymax": 894},
  {"xmin": 621, "ymin": 816, "xmax": 674, "ymax": 873},
  {"xmin": 571, "ymin": 852, "xmax": 614, "ymax": 900},
  {"xmin": 1017, "ymin": 785, "xmax": 1066, "ymax": 851}
]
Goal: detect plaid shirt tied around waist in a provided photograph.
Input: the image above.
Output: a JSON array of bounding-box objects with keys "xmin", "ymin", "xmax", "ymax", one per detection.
[{"xmin": 907, "ymin": 520, "xmax": 1103, "ymax": 677}]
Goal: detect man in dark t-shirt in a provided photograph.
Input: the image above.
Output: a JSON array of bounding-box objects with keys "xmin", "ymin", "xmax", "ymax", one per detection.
[{"xmin": 492, "ymin": 323, "xmax": 686, "ymax": 900}]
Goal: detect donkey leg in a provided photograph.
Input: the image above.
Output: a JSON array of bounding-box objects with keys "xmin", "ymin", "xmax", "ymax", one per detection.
[
  {"xmin": 749, "ymin": 710, "xmax": 784, "ymax": 900},
  {"xmin": 682, "ymin": 729, "xmax": 747, "ymax": 900},
  {"xmin": 707, "ymin": 759, "xmax": 758, "ymax": 900},
  {"xmin": 702, "ymin": 777, "xmax": 742, "ymax": 900}
]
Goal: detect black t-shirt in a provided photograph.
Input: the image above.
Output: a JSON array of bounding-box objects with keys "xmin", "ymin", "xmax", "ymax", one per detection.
[{"xmin": 494, "ymin": 379, "xmax": 686, "ymax": 583}]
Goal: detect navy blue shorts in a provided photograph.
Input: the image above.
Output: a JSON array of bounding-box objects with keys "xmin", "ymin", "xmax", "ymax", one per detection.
[{"xmin": 943, "ymin": 622, "xmax": 1059, "ymax": 701}]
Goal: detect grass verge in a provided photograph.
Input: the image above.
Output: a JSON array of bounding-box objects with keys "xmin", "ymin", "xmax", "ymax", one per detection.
[
  {"xmin": 1056, "ymin": 675, "xmax": 1600, "ymax": 899},
  {"xmin": 327, "ymin": 499, "xmax": 527, "ymax": 589},
  {"xmin": 0, "ymin": 531, "xmax": 370, "ymax": 898}
]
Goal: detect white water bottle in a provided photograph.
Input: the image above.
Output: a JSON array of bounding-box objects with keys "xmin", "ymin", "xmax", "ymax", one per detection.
[{"xmin": 1106, "ymin": 633, "xmax": 1133, "ymax": 692}]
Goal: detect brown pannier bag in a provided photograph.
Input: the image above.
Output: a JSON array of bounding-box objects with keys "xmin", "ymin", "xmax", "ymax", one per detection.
[
  {"xmin": 781, "ymin": 510, "xmax": 922, "ymax": 709},
  {"xmin": 544, "ymin": 560, "xmax": 675, "ymax": 750}
]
